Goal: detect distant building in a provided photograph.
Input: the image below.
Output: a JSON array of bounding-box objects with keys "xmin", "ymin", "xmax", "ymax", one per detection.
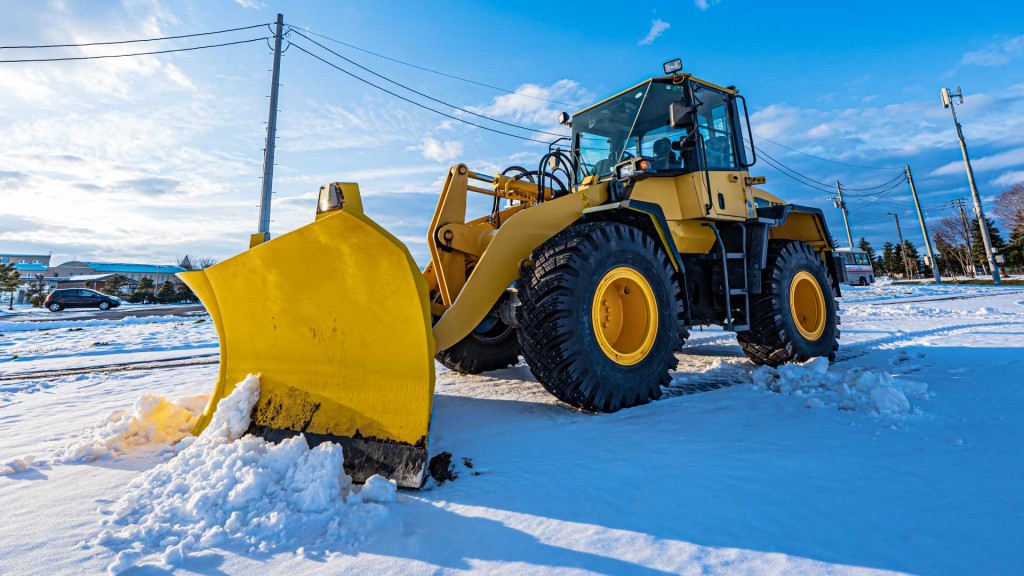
[
  {"xmin": 50, "ymin": 261, "xmax": 186, "ymax": 286},
  {"xmin": 0, "ymin": 253, "xmax": 51, "ymax": 274},
  {"xmin": 0, "ymin": 253, "xmax": 52, "ymax": 304}
]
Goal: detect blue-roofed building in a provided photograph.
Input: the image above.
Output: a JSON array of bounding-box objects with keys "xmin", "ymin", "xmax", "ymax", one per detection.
[
  {"xmin": 0, "ymin": 253, "xmax": 51, "ymax": 274},
  {"xmin": 51, "ymin": 261, "xmax": 186, "ymax": 286}
]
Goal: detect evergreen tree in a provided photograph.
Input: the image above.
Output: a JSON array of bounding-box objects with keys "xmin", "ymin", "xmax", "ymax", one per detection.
[
  {"xmin": 175, "ymin": 283, "xmax": 196, "ymax": 303},
  {"xmin": 0, "ymin": 265, "xmax": 19, "ymax": 308},
  {"xmin": 881, "ymin": 242, "xmax": 897, "ymax": 277},
  {"xmin": 969, "ymin": 218, "xmax": 1007, "ymax": 269},
  {"xmin": 858, "ymin": 237, "xmax": 883, "ymax": 275},
  {"xmin": 102, "ymin": 274, "xmax": 129, "ymax": 296},
  {"xmin": 0, "ymin": 262, "xmax": 21, "ymax": 310},
  {"xmin": 896, "ymin": 240, "xmax": 921, "ymax": 278},
  {"xmin": 156, "ymin": 281, "xmax": 177, "ymax": 304},
  {"xmin": 129, "ymin": 277, "xmax": 156, "ymax": 304},
  {"xmin": 23, "ymin": 274, "xmax": 48, "ymax": 307}
]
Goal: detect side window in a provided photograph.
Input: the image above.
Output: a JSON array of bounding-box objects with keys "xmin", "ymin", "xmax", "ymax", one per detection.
[
  {"xmin": 857, "ymin": 254, "xmax": 869, "ymax": 265},
  {"xmin": 77, "ymin": 290, "xmax": 93, "ymax": 297},
  {"xmin": 693, "ymin": 84, "xmax": 738, "ymax": 170},
  {"xmin": 641, "ymin": 125, "xmax": 689, "ymax": 171}
]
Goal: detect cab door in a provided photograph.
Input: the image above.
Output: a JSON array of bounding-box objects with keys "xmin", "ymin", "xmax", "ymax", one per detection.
[{"xmin": 691, "ymin": 83, "xmax": 754, "ymax": 220}]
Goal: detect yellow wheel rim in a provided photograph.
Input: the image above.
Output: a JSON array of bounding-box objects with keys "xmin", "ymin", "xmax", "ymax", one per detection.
[
  {"xmin": 591, "ymin": 267, "xmax": 659, "ymax": 365},
  {"xmin": 789, "ymin": 270, "xmax": 826, "ymax": 341}
]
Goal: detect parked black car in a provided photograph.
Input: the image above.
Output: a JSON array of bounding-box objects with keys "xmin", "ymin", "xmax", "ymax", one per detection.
[{"xmin": 44, "ymin": 289, "xmax": 122, "ymax": 312}]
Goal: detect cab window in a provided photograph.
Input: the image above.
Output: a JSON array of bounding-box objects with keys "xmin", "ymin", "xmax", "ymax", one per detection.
[{"xmin": 691, "ymin": 83, "xmax": 738, "ymax": 170}]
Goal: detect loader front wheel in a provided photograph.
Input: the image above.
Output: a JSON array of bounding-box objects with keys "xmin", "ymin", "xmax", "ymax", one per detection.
[
  {"xmin": 435, "ymin": 312, "xmax": 520, "ymax": 374},
  {"xmin": 737, "ymin": 240, "xmax": 840, "ymax": 366},
  {"xmin": 517, "ymin": 222, "xmax": 687, "ymax": 412}
]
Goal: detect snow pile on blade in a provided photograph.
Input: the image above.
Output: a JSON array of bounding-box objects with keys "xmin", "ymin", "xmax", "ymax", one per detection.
[
  {"xmin": 751, "ymin": 357, "xmax": 929, "ymax": 416},
  {"xmin": 54, "ymin": 393, "xmax": 208, "ymax": 464},
  {"xmin": 97, "ymin": 375, "xmax": 398, "ymax": 575}
]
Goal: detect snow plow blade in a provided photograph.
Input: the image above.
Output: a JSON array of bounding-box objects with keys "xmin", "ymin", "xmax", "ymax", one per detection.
[{"xmin": 178, "ymin": 207, "xmax": 436, "ymax": 488}]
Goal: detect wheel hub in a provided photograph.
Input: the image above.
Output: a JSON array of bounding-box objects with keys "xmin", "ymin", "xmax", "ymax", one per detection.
[
  {"xmin": 591, "ymin": 267, "xmax": 658, "ymax": 365},
  {"xmin": 789, "ymin": 270, "xmax": 826, "ymax": 341}
]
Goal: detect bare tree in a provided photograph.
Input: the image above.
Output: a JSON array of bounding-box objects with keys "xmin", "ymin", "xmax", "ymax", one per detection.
[
  {"xmin": 933, "ymin": 215, "xmax": 974, "ymax": 277},
  {"xmin": 994, "ymin": 182, "xmax": 1024, "ymax": 247},
  {"xmin": 178, "ymin": 255, "xmax": 219, "ymax": 271}
]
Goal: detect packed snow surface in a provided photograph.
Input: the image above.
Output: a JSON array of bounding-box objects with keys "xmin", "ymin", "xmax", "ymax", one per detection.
[
  {"xmin": 1, "ymin": 283, "xmax": 1023, "ymax": 575},
  {"xmin": 95, "ymin": 375, "xmax": 398, "ymax": 574}
]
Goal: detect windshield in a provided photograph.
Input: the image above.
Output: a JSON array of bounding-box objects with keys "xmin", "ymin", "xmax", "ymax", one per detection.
[{"xmin": 572, "ymin": 79, "xmax": 744, "ymax": 182}]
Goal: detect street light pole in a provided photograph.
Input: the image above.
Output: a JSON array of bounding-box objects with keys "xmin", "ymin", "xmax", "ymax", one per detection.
[
  {"xmin": 941, "ymin": 86, "xmax": 1001, "ymax": 285},
  {"xmin": 887, "ymin": 212, "xmax": 913, "ymax": 279}
]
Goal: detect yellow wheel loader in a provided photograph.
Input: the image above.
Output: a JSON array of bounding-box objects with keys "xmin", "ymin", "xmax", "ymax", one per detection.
[{"xmin": 179, "ymin": 69, "xmax": 841, "ymax": 488}]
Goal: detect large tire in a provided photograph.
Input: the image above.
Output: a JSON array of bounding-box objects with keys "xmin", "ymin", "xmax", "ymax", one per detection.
[
  {"xmin": 517, "ymin": 222, "xmax": 687, "ymax": 412},
  {"xmin": 435, "ymin": 312, "xmax": 520, "ymax": 374},
  {"xmin": 738, "ymin": 240, "xmax": 840, "ymax": 366}
]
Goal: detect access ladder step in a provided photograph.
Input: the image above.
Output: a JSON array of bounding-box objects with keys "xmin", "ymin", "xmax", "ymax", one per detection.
[
  {"xmin": 730, "ymin": 324, "xmax": 750, "ymax": 332},
  {"xmin": 725, "ymin": 252, "xmax": 745, "ymax": 259},
  {"xmin": 728, "ymin": 288, "xmax": 748, "ymax": 296}
]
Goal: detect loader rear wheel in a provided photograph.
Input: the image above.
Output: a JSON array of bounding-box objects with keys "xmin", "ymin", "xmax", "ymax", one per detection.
[
  {"xmin": 517, "ymin": 222, "xmax": 687, "ymax": 412},
  {"xmin": 435, "ymin": 312, "xmax": 520, "ymax": 374},
  {"xmin": 737, "ymin": 240, "xmax": 840, "ymax": 366}
]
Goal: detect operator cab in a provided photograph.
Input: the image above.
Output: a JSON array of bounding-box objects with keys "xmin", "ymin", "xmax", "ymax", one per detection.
[{"xmin": 569, "ymin": 75, "xmax": 752, "ymax": 184}]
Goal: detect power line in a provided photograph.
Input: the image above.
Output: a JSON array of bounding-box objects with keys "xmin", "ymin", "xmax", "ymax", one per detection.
[
  {"xmin": 288, "ymin": 30, "xmax": 570, "ymax": 140},
  {"xmin": 0, "ymin": 37, "xmax": 267, "ymax": 63},
  {"xmin": 289, "ymin": 41, "xmax": 550, "ymax": 144},
  {"xmin": 754, "ymin": 133, "xmax": 901, "ymax": 170},
  {"xmin": 285, "ymin": 25, "xmax": 577, "ymax": 107},
  {"xmin": 0, "ymin": 23, "xmax": 270, "ymax": 50}
]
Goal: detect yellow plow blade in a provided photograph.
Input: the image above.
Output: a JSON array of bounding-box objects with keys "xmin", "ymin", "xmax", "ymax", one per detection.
[{"xmin": 179, "ymin": 209, "xmax": 435, "ymax": 488}]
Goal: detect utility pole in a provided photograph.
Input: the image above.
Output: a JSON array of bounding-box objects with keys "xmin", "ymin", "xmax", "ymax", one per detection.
[
  {"xmin": 942, "ymin": 86, "xmax": 1000, "ymax": 284},
  {"xmin": 956, "ymin": 198, "xmax": 979, "ymax": 277},
  {"xmin": 905, "ymin": 165, "xmax": 941, "ymax": 283},
  {"xmin": 253, "ymin": 13, "xmax": 285, "ymax": 248},
  {"xmin": 887, "ymin": 213, "xmax": 913, "ymax": 279},
  {"xmin": 829, "ymin": 181, "xmax": 854, "ymax": 248}
]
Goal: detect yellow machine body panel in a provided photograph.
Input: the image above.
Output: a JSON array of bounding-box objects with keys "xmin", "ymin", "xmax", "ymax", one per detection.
[{"xmin": 178, "ymin": 205, "xmax": 435, "ymax": 487}]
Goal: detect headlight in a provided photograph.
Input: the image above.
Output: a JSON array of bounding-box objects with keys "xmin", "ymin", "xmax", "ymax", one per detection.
[{"xmin": 616, "ymin": 164, "xmax": 634, "ymax": 180}]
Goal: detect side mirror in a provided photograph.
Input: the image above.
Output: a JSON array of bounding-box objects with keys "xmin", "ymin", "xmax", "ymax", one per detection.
[{"xmin": 669, "ymin": 102, "xmax": 696, "ymax": 131}]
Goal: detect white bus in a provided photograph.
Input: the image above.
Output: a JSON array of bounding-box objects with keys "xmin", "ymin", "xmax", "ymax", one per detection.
[{"xmin": 835, "ymin": 249, "xmax": 875, "ymax": 286}]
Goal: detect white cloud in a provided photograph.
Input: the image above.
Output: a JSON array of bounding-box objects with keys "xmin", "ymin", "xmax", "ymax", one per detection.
[
  {"xmin": 409, "ymin": 138, "xmax": 464, "ymax": 163},
  {"xmin": 233, "ymin": 0, "xmax": 266, "ymax": 9},
  {"xmin": 638, "ymin": 19, "xmax": 670, "ymax": 46},
  {"xmin": 961, "ymin": 35, "xmax": 1024, "ymax": 68},
  {"xmin": 992, "ymin": 170, "xmax": 1024, "ymax": 187},
  {"xmin": 931, "ymin": 147, "xmax": 1024, "ymax": 177},
  {"xmin": 695, "ymin": 0, "xmax": 722, "ymax": 10},
  {"xmin": 466, "ymin": 79, "xmax": 591, "ymax": 130}
]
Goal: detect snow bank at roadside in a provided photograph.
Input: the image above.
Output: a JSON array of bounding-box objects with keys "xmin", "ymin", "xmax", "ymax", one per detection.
[
  {"xmin": 97, "ymin": 375, "xmax": 398, "ymax": 574},
  {"xmin": 0, "ymin": 314, "xmax": 194, "ymax": 333},
  {"xmin": 752, "ymin": 357, "xmax": 928, "ymax": 416}
]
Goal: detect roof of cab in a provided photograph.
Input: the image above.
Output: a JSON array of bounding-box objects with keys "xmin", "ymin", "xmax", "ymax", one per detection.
[{"xmin": 574, "ymin": 74, "xmax": 738, "ymax": 117}]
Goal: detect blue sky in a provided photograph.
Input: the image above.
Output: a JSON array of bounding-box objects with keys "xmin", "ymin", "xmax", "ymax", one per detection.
[{"xmin": 1, "ymin": 0, "xmax": 1022, "ymax": 266}]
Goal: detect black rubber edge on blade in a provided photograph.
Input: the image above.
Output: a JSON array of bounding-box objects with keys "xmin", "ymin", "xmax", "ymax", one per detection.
[{"xmin": 248, "ymin": 424, "xmax": 428, "ymax": 489}]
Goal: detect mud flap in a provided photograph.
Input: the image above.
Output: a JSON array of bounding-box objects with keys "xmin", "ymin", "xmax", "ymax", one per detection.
[{"xmin": 179, "ymin": 208, "xmax": 435, "ymax": 488}]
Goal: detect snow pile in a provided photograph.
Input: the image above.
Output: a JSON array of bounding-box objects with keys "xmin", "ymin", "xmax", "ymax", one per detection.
[
  {"xmin": 0, "ymin": 455, "xmax": 36, "ymax": 476},
  {"xmin": 97, "ymin": 374, "xmax": 398, "ymax": 574},
  {"xmin": 54, "ymin": 393, "xmax": 207, "ymax": 463},
  {"xmin": 751, "ymin": 357, "xmax": 928, "ymax": 416}
]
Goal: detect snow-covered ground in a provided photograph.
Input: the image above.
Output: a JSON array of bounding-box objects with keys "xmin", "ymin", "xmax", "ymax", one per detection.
[{"xmin": 1, "ymin": 284, "xmax": 1022, "ymax": 575}]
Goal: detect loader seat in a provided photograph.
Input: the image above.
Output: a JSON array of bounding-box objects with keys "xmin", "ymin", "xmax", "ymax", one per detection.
[{"xmin": 652, "ymin": 138, "xmax": 679, "ymax": 170}]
